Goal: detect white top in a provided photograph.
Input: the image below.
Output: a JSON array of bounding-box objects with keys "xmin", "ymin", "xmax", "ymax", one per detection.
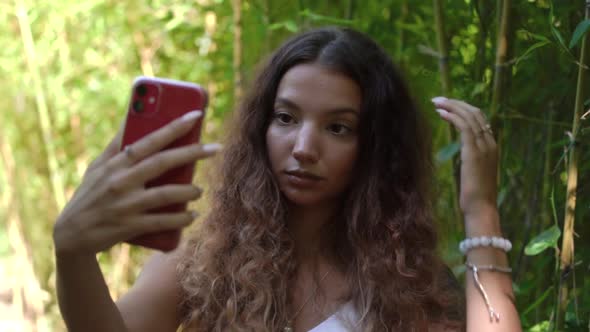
[{"xmin": 308, "ymin": 302, "xmax": 358, "ymax": 332}]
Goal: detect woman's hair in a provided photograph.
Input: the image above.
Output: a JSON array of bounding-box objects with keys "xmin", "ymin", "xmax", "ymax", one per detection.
[{"xmin": 177, "ymin": 27, "xmax": 463, "ymax": 331}]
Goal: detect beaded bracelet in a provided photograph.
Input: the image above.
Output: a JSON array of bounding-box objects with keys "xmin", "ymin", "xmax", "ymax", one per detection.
[
  {"xmin": 459, "ymin": 236, "xmax": 512, "ymax": 255},
  {"xmin": 465, "ymin": 262, "xmax": 512, "ymax": 322}
]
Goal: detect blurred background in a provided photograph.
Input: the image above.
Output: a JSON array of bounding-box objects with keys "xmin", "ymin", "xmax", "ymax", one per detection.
[{"xmin": 0, "ymin": 0, "xmax": 588, "ymax": 331}]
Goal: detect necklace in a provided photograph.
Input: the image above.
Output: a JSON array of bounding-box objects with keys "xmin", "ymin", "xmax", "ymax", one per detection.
[{"xmin": 283, "ymin": 270, "xmax": 331, "ymax": 332}]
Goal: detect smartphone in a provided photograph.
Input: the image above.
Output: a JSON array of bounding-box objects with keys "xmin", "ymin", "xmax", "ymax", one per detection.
[{"xmin": 120, "ymin": 76, "xmax": 207, "ymax": 251}]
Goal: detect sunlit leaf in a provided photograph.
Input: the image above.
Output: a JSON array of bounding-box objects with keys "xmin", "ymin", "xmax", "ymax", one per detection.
[
  {"xmin": 284, "ymin": 20, "xmax": 298, "ymax": 32},
  {"xmin": 269, "ymin": 21, "xmax": 298, "ymax": 32},
  {"xmin": 524, "ymin": 225, "xmax": 561, "ymax": 256},
  {"xmin": 525, "ymin": 321, "xmax": 551, "ymax": 332}
]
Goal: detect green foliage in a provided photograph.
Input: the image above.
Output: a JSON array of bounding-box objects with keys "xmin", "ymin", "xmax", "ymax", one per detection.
[
  {"xmin": 435, "ymin": 141, "xmax": 460, "ymax": 163},
  {"xmin": 524, "ymin": 225, "xmax": 561, "ymax": 256},
  {"xmin": 569, "ymin": 19, "xmax": 590, "ymax": 49}
]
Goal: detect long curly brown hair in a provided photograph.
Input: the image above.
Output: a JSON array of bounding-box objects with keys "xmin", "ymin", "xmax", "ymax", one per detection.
[{"xmin": 177, "ymin": 27, "xmax": 464, "ymax": 331}]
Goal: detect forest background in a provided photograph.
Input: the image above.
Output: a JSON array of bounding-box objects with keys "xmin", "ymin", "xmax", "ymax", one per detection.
[{"xmin": 0, "ymin": 0, "xmax": 589, "ymax": 331}]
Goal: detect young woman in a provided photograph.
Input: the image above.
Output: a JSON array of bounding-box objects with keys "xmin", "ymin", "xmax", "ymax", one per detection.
[{"xmin": 54, "ymin": 27, "xmax": 521, "ymax": 331}]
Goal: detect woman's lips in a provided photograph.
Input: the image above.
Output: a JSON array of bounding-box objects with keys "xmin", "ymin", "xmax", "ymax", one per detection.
[{"xmin": 284, "ymin": 170, "xmax": 323, "ymax": 188}]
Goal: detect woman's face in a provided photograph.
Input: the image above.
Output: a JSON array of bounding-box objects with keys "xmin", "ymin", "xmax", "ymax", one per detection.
[{"xmin": 266, "ymin": 63, "xmax": 361, "ymax": 207}]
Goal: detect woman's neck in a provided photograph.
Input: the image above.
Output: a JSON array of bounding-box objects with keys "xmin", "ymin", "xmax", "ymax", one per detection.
[{"xmin": 286, "ymin": 200, "xmax": 339, "ymax": 263}]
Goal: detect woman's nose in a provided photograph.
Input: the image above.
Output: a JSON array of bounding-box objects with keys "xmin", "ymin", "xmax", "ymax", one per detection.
[{"xmin": 292, "ymin": 123, "xmax": 319, "ymax": 164}]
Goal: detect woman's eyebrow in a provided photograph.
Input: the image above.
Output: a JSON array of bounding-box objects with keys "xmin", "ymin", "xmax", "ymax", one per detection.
[
  {"xmin": 274, "ymin": 97, "xmax": 300, "ymax": 110},
  {"xmin": 326, "ymin": 108, "xmax": 359, "ymax": 118},
  {"xmin": 275, "ymin": 97, "xmax": 359, "ymax": 117}
]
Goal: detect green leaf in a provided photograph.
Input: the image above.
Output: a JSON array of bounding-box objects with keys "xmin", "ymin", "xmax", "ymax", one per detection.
[
  {"xmin": 551, "ymin": 26, "xmax": 568, "ymax": 52},
  {"xmin": 269, "ymin": 20, "xmax": 298, "ymax": 33},
  {"xmin": 521, "ymin": 285, "xmax": 553, "ymax": 316},
  {"xmin": 284, "ymin": 20, "xmax": 298, "ymax": 33},
  {"xmin": 300, "ymin": 9, "xmax": 354, "ymax": 25},
  {"xmin": 525, "ymin": 320, "xmax": 551, "ymax": 332},
  {"xmin": 549, "ymin": 1, "xmax": 571, "ymax": 55},
  {"xmin": 524, "ymin": 225, "xmax": 561, "ymax": 256},
  {"xmin": 435, "ymin": 142, "xmax": 460, "ymax": 163},
  {"xmin": 569, "ymin": 19, "xmax": 590, "ymax": 49},
  {"xmin": 518, "ymin": 29, "xmax": 551, "ymax": 43},
  {"xmin": 515, "ymin": 40, "xmax": 550, "ymax": 68}
]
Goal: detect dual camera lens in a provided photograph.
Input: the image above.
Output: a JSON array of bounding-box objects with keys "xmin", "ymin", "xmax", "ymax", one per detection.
[{"xmin": 133, "ymin": 84, "xmax": 148, "ymax": 113}]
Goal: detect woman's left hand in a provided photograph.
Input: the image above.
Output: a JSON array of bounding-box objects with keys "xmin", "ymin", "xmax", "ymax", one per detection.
[{"xmin": 431, "ymin": 96, "xmax": 498, "ymax": 219}]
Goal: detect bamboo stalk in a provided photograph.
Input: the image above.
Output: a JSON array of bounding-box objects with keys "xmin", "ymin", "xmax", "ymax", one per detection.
[
  {"xmin": 263, "ymin": 0, "xmax": 271, "ymax": 54},
  {"xmin": 490, "ymin": 0, "xmax": 511, "ymax": 129},
  {"xmin": 397, "ymin": 0, "xmax": 408, "ymax": 65},
  {"xmin": 556, "ymin": 1, "xmax": 590, "ymax": 329},
  {"xmin": 489, "ymin": 0, "xmax": 512, "ymax": 208},
  {"xmin": 433, "ymin": 0, "xmax": 462, "ymax": 234},
  {"xmin": 433, "ymin": 0, "xmax": 452, "ymax": 96},
  {"xmin": 298, "ymin": 0, "xmax": 307, "ymax": 28},
  {"xmin": 537, "ymin": 101, "xmax": 554, "ymax": 322},
  {"xmin": 473, "ymin": 0, "xmax": 491, "ymax": 87},
  {"xmin": 232, "ymin": 0, "xmax": 243, "ymax": 102},
  {"xmin": 0, "ymin": 137, "xmax": 47, "ymax": 332},
  {"xmin": 14, "ymin": 0, "xmax": 66, "ymax": 210},
  {"xmin": 346, "ymin": 0, "xmax": 355, "ymax": 20},
  {"xmin": 107, "ymin": 244, "xmax": 131, "ymax": 299}
]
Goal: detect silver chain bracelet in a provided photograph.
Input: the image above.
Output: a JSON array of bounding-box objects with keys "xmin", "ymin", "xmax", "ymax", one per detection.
[{"xmin": 465, "ymin": 262, "xmax": 512, "ymax": 322}]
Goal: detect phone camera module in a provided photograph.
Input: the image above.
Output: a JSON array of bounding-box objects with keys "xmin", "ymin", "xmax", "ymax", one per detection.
[
  {"xmin": 132, "ymin": 100, "xmax": 144, "ymax": 113},
  {"xmin": 136, "ymin": 84, "xmax": 147, "ymax": 97}
]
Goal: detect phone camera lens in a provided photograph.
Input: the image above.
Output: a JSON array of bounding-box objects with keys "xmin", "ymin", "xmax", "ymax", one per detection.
[
  {"xmin": 133, "ymin": 100, "xmax": 144, "ymax": 113},
  {"xmin": 136, "ymin": 84, "xmax": 147, "ymax": 96}
]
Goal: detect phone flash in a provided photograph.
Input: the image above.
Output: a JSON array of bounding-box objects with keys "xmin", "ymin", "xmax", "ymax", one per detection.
[{"xmin": 149, "ymin": 97, "xmax": 156, "ymax": 104}]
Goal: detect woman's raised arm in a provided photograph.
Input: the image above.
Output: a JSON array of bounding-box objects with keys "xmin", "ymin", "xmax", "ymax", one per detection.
[
  {"xmin": 53, "ymin": 110, "xmax": 218, "ymax": 331},
  {"xmin": 432, "ymin": 96, "xmax": 522, "ymax": 332}
]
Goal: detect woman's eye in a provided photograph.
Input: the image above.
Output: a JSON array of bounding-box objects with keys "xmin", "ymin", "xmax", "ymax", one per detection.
[
  {"xmin": 274, "ymin": 112, "xmax": 294, "ymax": 125},
  {"xmin": 328, "ymin": 123, "xmax": 352, "ymax": 135}
]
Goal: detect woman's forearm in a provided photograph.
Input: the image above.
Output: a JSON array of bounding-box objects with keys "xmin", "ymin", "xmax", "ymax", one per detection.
[
  {"xmin": 464, "ymin": 209, "xmax": 522, "ymax": 332},
  {"xmin": 55, "ymin": 251, "xmax": 128, "ymax": 332}
]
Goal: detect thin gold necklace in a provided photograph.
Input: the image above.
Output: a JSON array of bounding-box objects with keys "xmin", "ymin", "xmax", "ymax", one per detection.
[{"xmin": 283, "ymin": 270, "xmax": 331, "ymax": 332}]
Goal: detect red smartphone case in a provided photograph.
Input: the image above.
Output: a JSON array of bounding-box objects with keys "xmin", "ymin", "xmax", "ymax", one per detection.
[{"xmin": 121, "ymin": 76, "xmax": 207, "ymax": 251}]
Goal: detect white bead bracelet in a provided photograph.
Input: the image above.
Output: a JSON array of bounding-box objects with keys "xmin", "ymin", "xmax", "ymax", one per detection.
[{"xmin": 459, "ymin": 236, "xmax": 512, "ymax": 255}]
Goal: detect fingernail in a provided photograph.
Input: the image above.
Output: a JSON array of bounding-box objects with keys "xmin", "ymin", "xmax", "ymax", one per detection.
[
  {"xmin": 193, "ymin": 186, "xmax": 203, "ymax": 196},
  {"xmin": 431, "ymin": 96, "xmax": 448, "ymax": 104},
  {"xmin": 181, "ymin": 110, "xmax": 203, "ymax": 122},
  {"xmin": 435, "ymin": 108, "xmax": 449, "ymax": 116},
  {"xmin": 202, "ymin": 143, "xmax": 222, "ymax": 153}
]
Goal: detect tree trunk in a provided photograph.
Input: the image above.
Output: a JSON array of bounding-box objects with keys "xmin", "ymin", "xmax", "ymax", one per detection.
[
  {"xmin": 433, "ymin": 0, "xmax": 462, "ymax": 233},
  {"xmin": 232, "ymin": 0, "xmax": 243, "ymax": 103},
  {"xmin": 556, "ymin": 1, "xmax": 590, "ymax": 329},
  {"xmin": 490, "ymin": 0, "xmax": 511, "ymax": 130},
  {"xmin": 15, "ymin": 0, "xmax": 66, "ymax": 210},
  {"xmin": 346, "ymin": 0, "xmax": 355, "ymax": 20},
  {"xmin": 397, "ymin": 0, "xmax": 408, "ymax": 65}
]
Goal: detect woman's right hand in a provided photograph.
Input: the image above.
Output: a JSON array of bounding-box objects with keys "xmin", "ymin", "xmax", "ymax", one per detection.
[{"xmin": 53, "ymin": 110, "xmax": 220, "ymax": 256}]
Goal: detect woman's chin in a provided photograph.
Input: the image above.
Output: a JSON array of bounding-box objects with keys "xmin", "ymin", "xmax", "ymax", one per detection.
[
  {"xmin": 282, "ymin": 189, "xmax": 324, "ymax": 207},
  {"xmin": 281, "ymin": 188, "xmax": 342, "ymax": 208},
  {"xmin": 284, "ymin": 195, "xmax": 320, "ymax": 207}
]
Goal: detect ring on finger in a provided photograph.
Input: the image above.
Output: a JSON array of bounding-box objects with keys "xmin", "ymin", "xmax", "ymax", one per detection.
[
  {"xmin": 124, "ymin": 145, "xmax": 136, "ymax": 162},
  {"xmin": 475, "ymin": 128, "xmax": 486, "ymax": 138}
]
